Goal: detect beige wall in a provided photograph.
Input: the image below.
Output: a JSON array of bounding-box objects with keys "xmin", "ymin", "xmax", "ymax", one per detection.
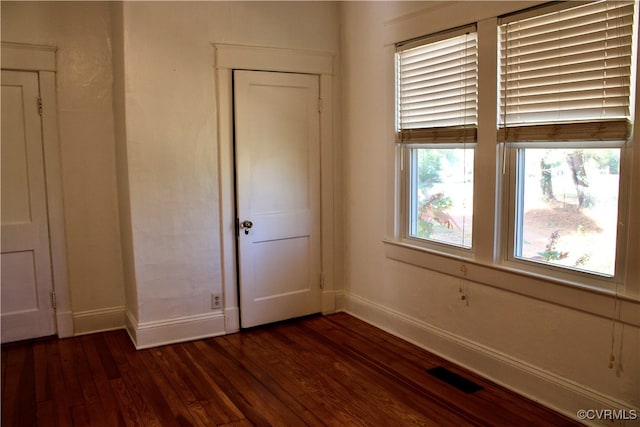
[
  {"xmin": 340, "ymin": 0, "xmax": 639, "ymax": 415},
  {"xmin": 1, "ymin": 1, "xmax": 340, "ymax": 335},
  {"xmin": 117, "ymin": 1, "xmax": 340, "ymax": 326},
  {"xmin": 3, "ymin": 0, "xmax": 638, "ymax": 418},
  {"xmin": 1, "ymin": 2, "xmax": 126, "ymax": 330}
]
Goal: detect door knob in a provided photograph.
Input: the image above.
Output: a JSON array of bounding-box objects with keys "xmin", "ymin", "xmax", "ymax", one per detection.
[{"xmin": 240, "ymin": 220, "xmax": 253, "ymax": 235}]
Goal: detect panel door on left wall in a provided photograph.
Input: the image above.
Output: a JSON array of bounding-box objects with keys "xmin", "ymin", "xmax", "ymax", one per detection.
[{"xmin": 1, "ymin": 70, "xmax": 56, "ymax": 343}]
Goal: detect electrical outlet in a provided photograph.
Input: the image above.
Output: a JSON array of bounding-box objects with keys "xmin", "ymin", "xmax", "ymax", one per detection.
[{"xmin": 211, "ymin": 293, "xmax": 222, "ymax": 309}]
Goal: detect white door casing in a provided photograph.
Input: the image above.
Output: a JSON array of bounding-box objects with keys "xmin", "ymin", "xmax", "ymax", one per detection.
[
  {"xmin": 1, "ymin": 42, "xmax": 73, "ymax": 339},
  {"xmin": 1, "ymin": 70, "xmax": 56, "ymax": 342},
  {"xmin": 214, "ymin": 44, "xmax": 336, "ymax": 333},
  {"xmin": 234, "ymin": 70, "xmax": 322, "ymax": 328}
]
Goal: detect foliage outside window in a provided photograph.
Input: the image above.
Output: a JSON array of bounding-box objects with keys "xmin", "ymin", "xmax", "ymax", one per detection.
[
  {"xmin": 515, "ymin": 147, "xmax": 621, "ymax": 276},
  {"xmin": 409, "ymin": 148, "xmax": 474, "ymax": 248}
]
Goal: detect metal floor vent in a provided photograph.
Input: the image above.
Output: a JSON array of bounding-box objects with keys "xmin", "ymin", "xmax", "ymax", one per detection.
[{"xmin": 426, "ymin": 367, "xmax": 483, "ymax": 394}]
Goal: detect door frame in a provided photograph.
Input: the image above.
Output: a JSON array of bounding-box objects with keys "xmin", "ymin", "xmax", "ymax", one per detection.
[
  {"xmin": 1, "ymin": 42, "xmax": 73, "ymax": 338},
  {"xmin": 214, "ymin": 44, "xmax": 336, "ymax": 333}
]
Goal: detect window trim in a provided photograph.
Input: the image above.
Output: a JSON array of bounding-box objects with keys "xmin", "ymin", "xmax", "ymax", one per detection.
[{"xmin": 387, "ymin": 6, "xmax": 640, "ymax": 308}]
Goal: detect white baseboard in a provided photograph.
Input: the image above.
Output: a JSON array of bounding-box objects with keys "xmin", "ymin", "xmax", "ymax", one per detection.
[
  {"xmin": 72, "ymin": 306, "xmax": 125, "ymax": 336},
  {"xmin": 339, "ymin": 291, "xmax": 637, "ymax": 426},
  {"xmin": 224, "ymin": 306, "xmax": 240, "ymax": 333},
  {"xmin": 126, "ymin": 310, "xmax": 226, "ymax": 350},
  {"xmin": 322, "ymin": 289, "xmax": 337, "ymax": 314},
  {"xmin": 56, "ymin": 310, "xmax": 74, "ymax": 338}
]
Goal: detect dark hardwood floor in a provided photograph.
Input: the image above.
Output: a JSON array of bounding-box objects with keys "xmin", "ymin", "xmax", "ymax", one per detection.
[{"xmin": 2, "ymin": 312, "xmax": 580, "ymax": 426}]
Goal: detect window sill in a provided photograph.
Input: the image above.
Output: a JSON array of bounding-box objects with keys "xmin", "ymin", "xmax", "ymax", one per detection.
[{"xmin": 383, "ymin": 239, "xmax": 640, "ymax": 327}]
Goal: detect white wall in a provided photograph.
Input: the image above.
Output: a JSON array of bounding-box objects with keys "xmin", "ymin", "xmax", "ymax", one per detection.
[
  {"xmin": 340, "ymin": 0, "xmax": 639, "ymax": 419},
  {"xmin": 1, "ymin": 2, "xmax": 126, "ymax": 333},
  {"xmin": 116, "ymin": 1, "xmax": 340, "ymax": 344}
]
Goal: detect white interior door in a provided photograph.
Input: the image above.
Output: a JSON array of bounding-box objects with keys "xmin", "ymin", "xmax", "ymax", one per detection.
[
  {"xmin": 234, "ymin": 70, "xmax": 322, "ymax": 328},
  {"xmin": 1, "ymin": 70, "xmax": 56, "ymax": 342}
]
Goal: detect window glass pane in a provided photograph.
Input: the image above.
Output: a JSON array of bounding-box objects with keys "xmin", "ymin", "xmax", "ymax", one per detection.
[
  {"xmin": 409, "ymin": 148, "xmax": 473, "ymax": 248},
  {"xmin": 515, "ymin": 148, "xmax": 620, "ymax": 276}
]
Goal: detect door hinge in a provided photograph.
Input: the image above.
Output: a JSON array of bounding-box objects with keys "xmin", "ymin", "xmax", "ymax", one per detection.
[
  {"xmin": 37, "ymin": 97, "xmax": 43, "ymax": 116},
  {"xmin": 320, "ymin": 273, "xmax": 325, "ymax": 290},
  {"xmin": 317, "ymin": 98, "xmax": 323, "ymax": 113},
  {"xmin": 50, "ymin": 291, "xmax": 57, "ymax": 310}
]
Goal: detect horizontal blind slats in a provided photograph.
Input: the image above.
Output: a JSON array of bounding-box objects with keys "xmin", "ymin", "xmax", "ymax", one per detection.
[
  {"xmin": 499, "ymin": 0, "xmax": 635, "ymax": 140},
  {"xmin": 503, "ymin": 1, "xmax": 634, "ymax": 32},
  {"xmin": 501, "ymin": 77, "xmax": 631, "ymax": 96},
  {"xmin": 501, "ymin": 41, "xmax": 633, "ymax": 68},
  {"xmin": 503, "ymin": 105, "xmax": 629, "ymax": 121},
  {"xmin": 497, "ymin": 120, "xmax": 630, "ymax": 142},
  {"xmin": 401, "ymin": 65, "xmax": 476, "ymax": 86},
  {"xmin": 501, "ymin": 22, "xmax": 634, "ymax": 51},
  {"xmin": 397, "ymin": 31, "xmax": 477, "ymax": 142},
  {"xmin": 397, "ymin": 127, "xmax": 477, "ymax": 143},
  {"xmin": 401, "ymin": 83, "xmax": 477, "ymax": 102},
  {"xmin": 401, "ymin": 97, "xmax": 478, "ymax": 115},
  {"xmin": 500, "ymin": 59, "xmax": 632, "ymax": 81},
  {"xmin": 402, "ymin": 50, "xmax": 477, "ymax": 72},
  {"xmin": 402, "ymin": 109, "xmax": 478, "ymax": 124}
]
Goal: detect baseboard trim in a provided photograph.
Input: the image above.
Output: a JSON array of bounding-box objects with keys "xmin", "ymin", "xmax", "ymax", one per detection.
[
  {"xmin": 72, "ymin": 306, "xmax": 125, "ymax": 336},
  {"xmin": 322, "ymin": 289, "xmax": 338, "ymax": 314},
  {"xmin": 340, "ymin": 291, "xmax": 636, "ymax": 426},
  {"xmin": 224, "ymin": 306, "xmax": 240, "ymax": 333},
  {"xmin": 56, "ymin": 310, "xmax": 74, "ymax": 338},
  {"xmin": 127, "ymin": 311, "xmax": 226, "ymax": 350}
]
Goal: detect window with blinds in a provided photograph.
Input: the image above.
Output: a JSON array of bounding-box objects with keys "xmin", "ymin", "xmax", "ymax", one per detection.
[
  {"xmin": 499, "ymin": 1, "xmax": 635, "ymax": 142},
  {"xmin": 390, "ymin": 1, "xmax": 638, "ymax": 287},
  {"xmin": 397, "ymin": 27, "xmax": 478, "ymax": 143},
  {"xmin": 395, "ymin": 27, "xmax": 477, "ymax": 250},
  {"xmin": 500, "ymin": 1, "xmax": 637, "ymax": 280}
]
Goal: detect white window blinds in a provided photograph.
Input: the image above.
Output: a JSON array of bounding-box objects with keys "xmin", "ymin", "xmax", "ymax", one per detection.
[
  {"xmin": 499, "ymin": 1, "xmax": 636, "ymax": 142},
  {"xmin": 397, "ymin": 27, "xmax": 478, "ymax": 143}
]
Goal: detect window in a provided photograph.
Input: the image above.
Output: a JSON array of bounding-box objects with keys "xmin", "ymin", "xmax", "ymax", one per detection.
[
  {"xmin": 499, "ymin": 1, "xmax": 636, "ymax": 279},
  {"xmin": 390, "ymin": 1, "xmax": 637, "ymax": 292},
  {"xmin": 396, "ymin": 27, "xmax": 477, "ymax": 250}
]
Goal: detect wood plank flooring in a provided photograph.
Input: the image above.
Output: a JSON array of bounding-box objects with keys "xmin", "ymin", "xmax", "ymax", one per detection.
[{"xmin": 2, "ymin": 312, "xmax": 580, "ymax": 426}]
